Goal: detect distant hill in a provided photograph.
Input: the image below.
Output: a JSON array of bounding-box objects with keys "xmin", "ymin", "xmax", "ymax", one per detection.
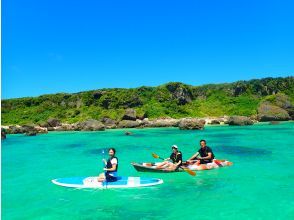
[{"xmin": 1, "ymin": 76, "xmax": 294, "ymax": 125}]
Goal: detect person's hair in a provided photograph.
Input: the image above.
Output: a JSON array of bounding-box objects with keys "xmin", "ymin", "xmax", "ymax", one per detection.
[
  {"xmin": 108, "ymin": 148, "xmax": 116, "ymax": 154},
  {"xmin": 200, "ymin": 140, "xmax": 206, "ymax": 143}
]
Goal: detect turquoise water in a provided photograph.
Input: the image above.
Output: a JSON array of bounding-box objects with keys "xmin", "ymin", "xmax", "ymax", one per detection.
[{"xmin": 2, "ymin": 122, "xmax": 294, "ymax": 220}]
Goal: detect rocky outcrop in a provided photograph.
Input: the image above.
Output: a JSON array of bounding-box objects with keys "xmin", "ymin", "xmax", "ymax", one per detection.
[
  {"xmin": 1, "ymin": 128, "xmax": 6, "ymax": 139},
  {"xmin": 118, "ymin": 120, "xmax": 142, "ymax": 128},
  {"xmin": 227, "ymin": 116, "xmax": 254, "ymax": 126},
  {"xmin": 166, "ymin": 83, "xmax": 192, "ymax": 105},
  {"xmin": 6, "ymin": 125, "xmax": 24, "ymax": 134},
  {"xmin": 210, "ymin": 119, "xmax": 221, "ymax": 125},
  {"xmin": 178, "ymin": 118, "xmax": 205, "ymax": 130},
  {"xmin": 122, "ymin": 109, "xmax": 137, "ymax": 121},
  {"xmin": 258, "ymin": 103, "xmax": 291, "ymax": 121},
  {"xmin": 25, "ymin": 131, "xmax": 37, "ymax": 136},
  {"xmin": 144, "ymin": 118, "xmax": 180, "ymax": 127},
  {"xmin": 76, "ymin": 119, "xmax": 105, "ymax": 131},
  {"xmin": 47, "ymin": 118, "xmax": 61, "ymax": 127},
  {"xmin": 100, "ymin": 117, "xmax": 117, "ymax": 129}
]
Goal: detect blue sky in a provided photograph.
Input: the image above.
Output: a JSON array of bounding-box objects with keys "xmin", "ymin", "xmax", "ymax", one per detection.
[{"xmin": 2, "ymin": 0, "xmax": 294, "ymax": 99}]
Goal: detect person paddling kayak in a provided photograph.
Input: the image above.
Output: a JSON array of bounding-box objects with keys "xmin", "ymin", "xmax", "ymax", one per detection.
[
  {"xmin": 97, "ymin": 148, "xmax": 118, "ymax": 182},
  {"xmin": 187, "ymin": 140, "xmax": 215, "ymax": 164},
  {"xmin": 155, "ymin": 145, "xmax": 182, "ymax": 171}
]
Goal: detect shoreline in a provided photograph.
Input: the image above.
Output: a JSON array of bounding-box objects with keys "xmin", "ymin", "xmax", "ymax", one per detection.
[{"xmin": 2, "ymin": 116, "xmax": 293, "ymax": 137}]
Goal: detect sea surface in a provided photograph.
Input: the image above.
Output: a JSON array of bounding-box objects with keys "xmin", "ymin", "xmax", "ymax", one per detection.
[{"xmin": 2, "ymin": 122, "xmax": 294, "ymax": 220}]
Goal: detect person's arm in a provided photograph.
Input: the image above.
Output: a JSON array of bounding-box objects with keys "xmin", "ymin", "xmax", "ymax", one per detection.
[
  {"xmin": 199, "ymin": 152, "xmax": 212, "ymax": 160},
  {"xmin": 164, "ymin": 157, "xmax": 171, "ymax": 161},
  {"xmin": 188, "ymin": 152, "xmax": 200, "ymax": 161},
  {"xmin": 104, "ymin": 164, "xmax": 117, "ymax": 171}
]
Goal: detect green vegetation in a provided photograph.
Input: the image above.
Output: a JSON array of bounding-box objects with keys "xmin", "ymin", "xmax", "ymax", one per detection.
[{"xmin": 2, "ymin": 77, "xmax": 294, "ymax": 125}]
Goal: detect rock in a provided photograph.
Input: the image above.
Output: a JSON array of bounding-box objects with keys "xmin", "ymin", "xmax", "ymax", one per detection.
[
  {"xmin": 258, "ymin": 103, "xmax": 291, "ymax": 121},
  {"xmin": 125, "ymin": 131, "xmax": 133, "ymax": 135},
  {"xmin": 122, "ymin": 109, "xmax": 137, "ymax": 121},
  {"xmin": 118, "ymin": 120, "xmax": 142, "ymax": 128},
  {"xmin": 76, "ymin": 119, "xmax": 105, "ymax": 131},
  {"xmin": 145, "ymin": 118, "xmax": 180, "ymax": 127},
  {"xmin": 25, "ymin": 131, "xmax": 37, "ymax": 136},
  {"xmin": 100, "ymin": 117, "xmax": 117, "ymax": 129},
  {"xmin": 1, "ymin": 128, "xmax": 6, "ymax": 139},
  {"xmin": 22, "ymin": 125, "xmax": 37, "ymax": 133},
  {"xmin": 210, "ymin": 119, "xmax": 220, "ymax": 125},
  {"xmin": 178, "ymin": 118, "xmax": 205, "ymax": 130},
  {"xmin": 269, "ymin": 121, "xmax": 280, "ymax": 125},
  {"xmin": 35, "ymin": 126, "xmax": 48, "ymax": 133},
  {"xmin": 7, "ymin": 125, "xmax": 24, "ymax": 134},
  {"xmin": 166, "ymin": 83, "xmax": 192, "ymax": 105},
  {"xmin": 227, "ymin": 116, "xmax": 254, "ymax": 126},
  {"xmin": 47, "ymin": 127, "xmax": 55, "ymax": 131},
  {"xmin": 47, "ymin": 118, "xmax": 61, "ymax": 127},
  {"xmin": 39, "ymin": 121, "xmax": 49, "ymax": 127}
]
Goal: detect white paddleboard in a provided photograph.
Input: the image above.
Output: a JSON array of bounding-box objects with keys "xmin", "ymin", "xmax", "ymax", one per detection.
[{"xmin": 52, "ymin": 176, "xmax": 163, "ymax": 189}]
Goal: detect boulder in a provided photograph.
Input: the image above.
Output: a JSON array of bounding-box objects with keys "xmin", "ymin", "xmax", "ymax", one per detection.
[
  {"xmin": 35, "ymin": 126, "xmax": 48, "ymax": 133},
  {"xmin": 125, "ymin": 131, "xmax": 133, "ymax": 135},
  {"xmin": 122, "ymin": 109, "xmax": 137, "ymax": 121},
  {"xmin": 76, "ymin": 119, "xmax": 105, "ymax": 131},
  {"xmin": 210, "ymin": 119, "xmax": 221, "ymax": 125},
  {"xmin": 118, "ymin": 120, "xmax": 142, "ymax": 128},
  {"xmin": 25, "ymin": 131, "xmax": 37, "ymax": 136},
  {"xmin": 100, "ymin": 117, "xmax": 117, "ymax": 129},
  {"xmin": 145, "ymin": 118, "xmax": 180, "ymax": 127},
  {"xmin": 227, "ymin": 116, "xmax": 254, "ymax": 126},
  {"xmin": 178, "ymin": 118, "xmax": 205, "ymax": 130},
  {"xmin": 7, "ymin": 126, "xmax": 24, "ymax": 134},
  {"xmin": 258, "ymin": 103, "xmax": 291, "ymax": 121},
  {"xmin": 22, "ymin": 125, "xmax": 37, "ymax": 133},
  {"xmin": 1, "ymin": 128, "xmax": 6, "ymax": 139},
  {"xmin": 47, "ymin": 118, "xmax": 61, "ymax": 127}
]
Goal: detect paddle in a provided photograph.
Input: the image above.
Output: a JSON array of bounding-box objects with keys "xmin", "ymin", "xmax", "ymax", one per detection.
[{"xmin": 151, "ymin": 153, "xmax": 196, "ymax": 176}]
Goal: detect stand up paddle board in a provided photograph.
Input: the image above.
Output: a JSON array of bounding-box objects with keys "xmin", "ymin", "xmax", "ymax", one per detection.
[{"xmin": 52, "ymin": 176, "xmax": 163, "ymax": 189}]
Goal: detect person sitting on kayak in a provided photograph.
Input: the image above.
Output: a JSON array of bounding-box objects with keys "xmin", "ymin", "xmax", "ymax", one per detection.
[
  {"xmin": 97, "ymin": 148, "xmax": 118, "ymax": 182},
  {"xmin": 155, "ymin": 145, "xmax": 182, "ymax": 171},
  {"xmin": 187, "ymin": 140, "xmax": 215, "ymax": 164}
]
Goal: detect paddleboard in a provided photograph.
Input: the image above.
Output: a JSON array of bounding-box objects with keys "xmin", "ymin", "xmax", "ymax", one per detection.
[{"xmin": 52, "ymin": 176, "xmax": 163, "ymax": 189}]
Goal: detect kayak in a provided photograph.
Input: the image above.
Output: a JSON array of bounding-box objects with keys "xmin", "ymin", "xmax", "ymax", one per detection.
[
  {"xmin": 52, "ymin": 176, "xmax": 163, "ymax": 189},
  {"xmin": 131, "ymin": 159, "xmax": 233, "ymax": 173}
]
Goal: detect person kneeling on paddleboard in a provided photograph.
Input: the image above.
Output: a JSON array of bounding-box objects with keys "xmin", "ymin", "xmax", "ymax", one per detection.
[
  {"xmin": 98, "ymin": 148, "xmax": 118, "ymax": 182},
  {"xmin": 187, "ymin": 140, "xmax": 215, "ymax": 165},
  {"xmin": 156, "ymin": 145, "xmax": 182, "ymax": 171}
]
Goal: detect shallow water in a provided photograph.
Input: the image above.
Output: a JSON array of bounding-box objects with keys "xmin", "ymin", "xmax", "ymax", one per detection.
[{"xmin": 2, "ymin": 122, "xmax": 294, "ymax": 219}]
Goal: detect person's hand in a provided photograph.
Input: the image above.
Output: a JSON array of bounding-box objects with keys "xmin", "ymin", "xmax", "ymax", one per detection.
[
  {"xmin": 164, "ymin": 158, "xmax": 169, "ymax": 161},
  {"xmin": 103, "ymin": 168, "xmax": 107, "ymax": 171},
  {"xmin": 102, "ymin": 159, "xmax": 107, "ymax": 163}
]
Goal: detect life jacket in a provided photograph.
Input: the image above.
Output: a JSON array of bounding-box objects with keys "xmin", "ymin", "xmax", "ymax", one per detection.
[
  {"xmin": 106, "ymin": 156, "xmax": 118, "ymax": 173},
  {"xmin": 170, "ymin": 151, "xmax": 182, "ymax": 165}
]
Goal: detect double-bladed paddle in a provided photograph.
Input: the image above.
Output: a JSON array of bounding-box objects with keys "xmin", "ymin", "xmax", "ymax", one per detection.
[{"xmin": 152, "ymin": 153, "xmax": 196, "ymax": 176}]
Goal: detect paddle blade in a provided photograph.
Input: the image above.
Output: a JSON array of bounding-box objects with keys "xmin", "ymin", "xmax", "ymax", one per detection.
[
  {"xmin": 152, "ymin": 153, "xmax": 159, "ymax": 159},
  {"xmin": 182, "ymin": 168, "xmax": 196, "ymax": 176}
]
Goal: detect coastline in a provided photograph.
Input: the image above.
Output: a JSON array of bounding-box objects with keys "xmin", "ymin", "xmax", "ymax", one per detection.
[{"xmin": 2, "ymin": 116, "xmax": 293, "ymax": 137}]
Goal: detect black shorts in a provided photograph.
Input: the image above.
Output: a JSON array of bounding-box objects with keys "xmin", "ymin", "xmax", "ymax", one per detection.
[
  {"xmin": 200, "ymin": 159, "xmax": 213, "ymax": 164},
  {"xmin": 105, "ymin": 173, "xmax": 118, "ymax": 182}
]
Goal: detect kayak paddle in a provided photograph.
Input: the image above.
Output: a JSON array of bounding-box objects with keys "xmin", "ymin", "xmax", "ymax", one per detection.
[{"xmin": 151, "ymin": 153, "xmax": 196, "ymax": 176}]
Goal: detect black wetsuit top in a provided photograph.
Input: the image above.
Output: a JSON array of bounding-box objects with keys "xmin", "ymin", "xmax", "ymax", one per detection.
[
  {"xmin": 198, "ymin": 146, "xmax": 215, "ymax": 164},
  {"xmin": 170, "ymin": 151, "xmax": 183, "ymax": 166}
]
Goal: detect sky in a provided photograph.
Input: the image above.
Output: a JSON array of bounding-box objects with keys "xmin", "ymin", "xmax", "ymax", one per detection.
[{"xmin": 2, "ymin": 0, "xmax": 294, "ymax": 99}]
